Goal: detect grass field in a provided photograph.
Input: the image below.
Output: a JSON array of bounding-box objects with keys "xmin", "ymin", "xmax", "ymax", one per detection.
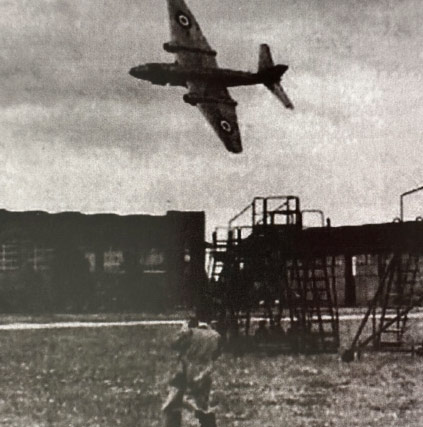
[{"xmin": 1, "ymin": 318, "xmax": 423, "ymax": 427}]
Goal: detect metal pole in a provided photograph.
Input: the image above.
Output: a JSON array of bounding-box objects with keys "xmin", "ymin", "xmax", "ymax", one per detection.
[{"xmin": 400, "ymin": 185, "xmax": 423, "ymax": 221}]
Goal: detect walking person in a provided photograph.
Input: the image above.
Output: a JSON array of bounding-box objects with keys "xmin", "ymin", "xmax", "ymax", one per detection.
[{"xmin": 162, "ymin": 318, "xmax": 222, "ymax": 427}]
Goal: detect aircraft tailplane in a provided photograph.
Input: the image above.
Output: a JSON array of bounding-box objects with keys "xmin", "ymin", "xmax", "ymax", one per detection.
[
  {"xmin": 266, "ymin": 82, "xmax": 294, "ymax": 109},
  {"xmin": 258, "ymin": 44, "xmax": 294, "ymax": 109}
]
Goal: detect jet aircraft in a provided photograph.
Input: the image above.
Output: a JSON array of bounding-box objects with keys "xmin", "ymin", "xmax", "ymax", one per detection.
[{"xmin": 129, "ymin": 0, "xmax": 294, "ymax": 153}]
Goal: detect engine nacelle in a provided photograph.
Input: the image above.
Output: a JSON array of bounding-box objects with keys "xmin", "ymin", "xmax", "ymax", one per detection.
[
  {"xmin": 163, "ymin": 42, "xmax": 179, "ymax": 53},
  {"xmin": 183, "ymin": 94, "xmax": 199, "ymax": 106},
  {"xmin": 183, "ymin": 94, "xmax": 237, "ymax": 107}
]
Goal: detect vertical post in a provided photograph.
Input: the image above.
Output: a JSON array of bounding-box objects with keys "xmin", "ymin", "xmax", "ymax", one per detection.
[
  {"xmin": 228, "ymin": 229, "xmax": 233, "ymax": 244},
  {"xmin": 344, "ymin": 254, "xmax": 356, "ymax": 306},
  {"xmin": 400, "ymin": 195, "xmax": 404, "ymax": 222},
  {"xmin": 263, "ymin": 198, "xmax": 268, "ymax": 226}
]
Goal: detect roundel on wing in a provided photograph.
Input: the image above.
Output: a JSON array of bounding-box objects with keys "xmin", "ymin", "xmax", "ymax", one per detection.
[
  {"xmin": 176, "ymin": 12, "xmax": 191, "ymax": 28},
  {"xmin": 220, "ymin": 119, "xmax": 233, "ymax": 134}
]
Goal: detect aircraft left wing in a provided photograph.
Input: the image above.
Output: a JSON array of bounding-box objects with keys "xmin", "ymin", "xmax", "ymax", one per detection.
[
  {"xmin": 165, "ymin": 0, "xmax": 218, "ymax": 68},
  {"xmin": 187, "ymin": 81, "xmax": 242, "ymax": 153}
]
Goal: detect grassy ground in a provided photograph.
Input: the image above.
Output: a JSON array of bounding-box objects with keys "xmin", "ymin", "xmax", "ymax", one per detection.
[{"xmin": 0, "ymin": 320, "xmax": 423, "ymax": 426}]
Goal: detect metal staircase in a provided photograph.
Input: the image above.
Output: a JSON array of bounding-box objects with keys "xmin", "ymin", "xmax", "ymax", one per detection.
[
  {"xmin": 372, "ymin": 253, "xmax": 421, "ymax": 350},
  {"xmin": 207, "ymin": 227, "xmax": 250, "ymax": 334},
  {"xmin": 206, "ymin": 228, "xmax": 230, "ymax": 324},
  {"xmin": 343, "ymin": 252, "xmax": 422, "ymax": 360},
  {"xmin": 286, "ymin": 256, "xmax": 339, "ymax": 352}
]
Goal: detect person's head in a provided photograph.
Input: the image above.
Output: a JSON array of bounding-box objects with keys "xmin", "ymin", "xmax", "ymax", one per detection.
[
  {"xmin": 187, "ymin": 316, "xmax": 199, "ymax": 328},
  {"xmin": 210, "ymin": 320, "xmax": 219, "ymax": 330}
]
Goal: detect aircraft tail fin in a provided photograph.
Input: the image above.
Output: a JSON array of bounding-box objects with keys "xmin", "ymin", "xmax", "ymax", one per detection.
[
  {"xmin": 258, "ymin": 44, "xmax": 274, "ymax": 72},
  {"xmin": 259, "ymin": 44, "xmax": 294, "ymax": 109}
]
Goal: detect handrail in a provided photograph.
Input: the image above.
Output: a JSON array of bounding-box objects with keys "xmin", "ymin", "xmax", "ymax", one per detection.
[
  {"xmin": 400, "ymin": 185, "xmax": 423, "ymax": 221},
  {"xmin": 253, "ymin": 196, "xmax": 301, "ymax": 226},
  {"xmin": 228, "ymin": 202, "xmax": 253, "ymax": 227}
]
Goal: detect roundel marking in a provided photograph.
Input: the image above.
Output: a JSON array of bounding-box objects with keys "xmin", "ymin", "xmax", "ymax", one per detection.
[
  {"xmin": 176, "ymin": 12, "xmax": 191, "ymax": 28},
  {"xmin": 220, "ymin": 120, "xmax": 232, "ymax": 134}
]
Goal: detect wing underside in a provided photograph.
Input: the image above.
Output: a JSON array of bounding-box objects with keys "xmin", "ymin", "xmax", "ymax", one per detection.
[
  {"xmin": 166, "ymin": 0, "xmax": 217, "ymax": 68},
  {"xmin": 187, "ymin": 81, "xmax": 242, "ymax": 153},
  {"xmin": 167, "ymin": 0, "xmax": 241, "ymax": 153}
]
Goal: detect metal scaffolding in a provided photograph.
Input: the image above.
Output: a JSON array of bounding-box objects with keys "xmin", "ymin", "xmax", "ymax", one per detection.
[
  {"xmin": 206, "ymin": 196, "xmax": 423, "ymax": 356},
  {"xmin": 207, "ymin": 196, "xmax": 339, "ymax": 353}
]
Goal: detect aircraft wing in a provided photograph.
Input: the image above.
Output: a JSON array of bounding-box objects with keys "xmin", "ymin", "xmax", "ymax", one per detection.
[
  {"xmin": 187, "ymin": 81, "xmax": 242, "ymax": 153},
  {"xmin": 166, "ymin": 0, "xmax": 218, "ymax": 68}
]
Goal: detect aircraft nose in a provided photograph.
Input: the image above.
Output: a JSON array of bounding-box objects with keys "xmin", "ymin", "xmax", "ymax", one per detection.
[
  {"xmin": 129, "ymin": 66, "xmax": 139, "ymax": 77},
  {"xmin": 129, "ymin": 64, "xmax": 162, "ymax": 84},
  {"xmin": 129, "ymin": 65, "xmax": 148, "ymax": 78}
]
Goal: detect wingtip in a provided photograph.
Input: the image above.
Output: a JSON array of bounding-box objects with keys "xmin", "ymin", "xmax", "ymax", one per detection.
[
  {"xmin": 230, "ymin": 147, "xmax": 243, "ymax": 154},
  {"xmin": 227, "ymin": 144, "xmax": 243, "ymax": 154}
]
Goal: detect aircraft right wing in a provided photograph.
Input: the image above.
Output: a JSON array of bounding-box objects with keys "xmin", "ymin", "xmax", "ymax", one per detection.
[
  {"xmin": 165, "ymin": 0, "xmax": 218, "ymax": 68},
  {"xmin": 187, "ymin": 81, "xmax": 242, "ymax": 153}
]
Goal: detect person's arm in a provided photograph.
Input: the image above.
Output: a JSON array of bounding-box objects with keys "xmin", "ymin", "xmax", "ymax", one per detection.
[
  {"xmin": 171, "ymin": 326, "xmax": 193, "ymax": 353},
  {"xmin": 193, "ymin": 363, "xmax": 213, "ymax": 383}
]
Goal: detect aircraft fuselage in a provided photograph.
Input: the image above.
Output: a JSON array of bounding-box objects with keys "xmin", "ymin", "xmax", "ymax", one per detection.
[{"xmin": 129, "ymin": 62, "xmax": 286, "ymax": 88}]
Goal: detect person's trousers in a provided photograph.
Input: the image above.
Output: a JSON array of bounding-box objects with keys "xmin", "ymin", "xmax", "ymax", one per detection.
[{"xmin": 163, "ymin": 372, "xmax": 216, "ymax": 427}]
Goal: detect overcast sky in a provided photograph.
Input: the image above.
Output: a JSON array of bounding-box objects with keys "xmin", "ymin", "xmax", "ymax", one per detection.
[{"xmin": 1, "ymin": 0, "xmax": 423, "ymax": 235}]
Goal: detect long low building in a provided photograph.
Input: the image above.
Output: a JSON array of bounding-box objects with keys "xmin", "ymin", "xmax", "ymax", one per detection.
[{"xmin": 0, "ymin": 209, "xmax": 205, "ymax": 313}]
